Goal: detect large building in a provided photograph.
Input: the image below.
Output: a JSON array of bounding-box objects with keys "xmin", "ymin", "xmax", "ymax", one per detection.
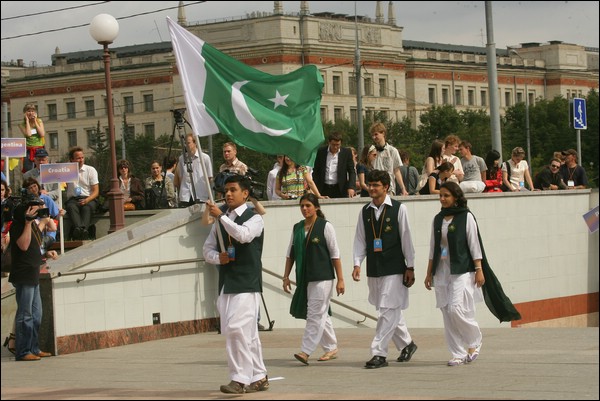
[{"xmin": 2, "ymin": 1, "xmax": 598, "ymax": 166}]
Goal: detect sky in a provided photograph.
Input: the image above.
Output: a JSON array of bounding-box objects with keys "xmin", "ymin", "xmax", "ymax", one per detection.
[{"xmin": 1, "ymin": 1, "xmax": 599, "ymax": 67}]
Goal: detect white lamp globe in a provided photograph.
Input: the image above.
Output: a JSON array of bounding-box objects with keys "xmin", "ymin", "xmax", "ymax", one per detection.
[{"xmin": 90, "ymin": 14, "xmax": 119, "ymax": 44}]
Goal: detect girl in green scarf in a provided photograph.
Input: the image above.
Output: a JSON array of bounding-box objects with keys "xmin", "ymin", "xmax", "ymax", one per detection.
[{"xmin": 282, "ymin": 193, "xmax": 345, "ymax": 365}]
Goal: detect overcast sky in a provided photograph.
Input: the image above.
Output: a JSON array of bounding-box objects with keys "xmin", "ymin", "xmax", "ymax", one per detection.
[{"xmin": 2, "ymin": 1, "xmax": 599, "ymax": 66}]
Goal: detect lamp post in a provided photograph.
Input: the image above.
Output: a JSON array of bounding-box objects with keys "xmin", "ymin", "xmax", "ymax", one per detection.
[
  {"xmin": 509, "ymin": 49, "xmax": 532, "ymax": 173},
  {"xmin": 90, "ymin": 14, "xmax": 125, "ymax": 233}
]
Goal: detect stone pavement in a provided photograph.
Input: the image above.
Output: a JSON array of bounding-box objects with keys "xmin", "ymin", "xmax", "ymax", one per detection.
[{"xmin": 1, "ymin": 327, "xmax": 598, "ymax": 400}]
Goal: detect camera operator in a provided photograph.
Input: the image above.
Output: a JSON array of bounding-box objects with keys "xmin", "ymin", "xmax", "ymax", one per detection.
[
  {"xmin": 216, "ymin": 142, "xmax": 248, "ymax": 198},
  {"xmin": 9, "ymin": 194, "xmax": 57, "ymax": 361}
]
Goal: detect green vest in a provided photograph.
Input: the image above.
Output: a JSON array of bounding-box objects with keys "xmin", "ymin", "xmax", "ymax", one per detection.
[
  {"xmin": 362, "ymin": 199, "xmax": 407, "ymax": 277},
  {"xmin": 431, "ymin": 211, "xmax": 475, "ymax": 275},
  {"xmin": 217, "ymin": 207, "xmax": 264, "ymax": 294},
  {"xmin": 291, "ymin": 218, "xmax": 335, "ymax": 282}
]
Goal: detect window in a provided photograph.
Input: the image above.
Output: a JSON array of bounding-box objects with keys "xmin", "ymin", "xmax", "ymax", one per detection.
[
  {"xmin": 49, "ymin": 132, "xmax": 58, "ymax": 150},
  {"xmin": 67, "ymin": 130, "xmax": 77, "ymax": 147},
  {"xmin": 123, "ymin": 96, "xmax": 134, "ymax": 113},
  {"xmin": 428, "ymin": 87, "xmax": 436, "ymax": 104},
  {"xmin": 47, "ymin": 104, "xmax": 57, "ymax": 121},
  {"xmin": 480, "ymin": 90, "xmax": 488, "ymax": 107},
  {"xmin": 454, "ymin": 88, "xmax": 462, "ymax": 105},
  {"xmin": 320, "ymin": 107, "xmax": 327, "ymax": 123},
  {"xmin": 364, "ymin": 76, "xmax": 373, "ymax": 96},
  {"xmin": 528, "ymin": 92, "xmax": 535, "ymax": 106},
  {"xmin": 348, "ymin": 75, "xmax": 357, "ymax": 95},
  {"xmin": 85, "ymin": 129, "xmax": 95, "ymax": 148},
  {"xmin": 442, "ymin": 88, "xmax": 450, "ymax": 105},
  {"xmin": 143, "ymin": 123, "xmax": 155, "ymax": 137},
  {"xmin": 505, "ymin": 91, "xmax": 512, "ymax": 107},
  {"xmin": 365, "ymin": 108, "xmax": 375, "ymax": 122},
  {"xmin": 334, "ymin": 107, "xmax": 343, "ymax": 122},
  {"xmin": 516, "ymin": 90, "xmax": 523, "ymax": 103},
  {"xmin": 143, "ymin": 94, "xmax": 154, "ymax": 112},
  {"xmin": 85, "ymin": 100, "xmax": 95, "ymax": 117},
  {"xmin": 66, "ymin": 101, "xmax": 76, "ymax": 119},
  {"xmin": 468, "ymin": 89, "xmax": 475, "ymax": 106},
  {"xmin": 350, "ymin": 108, "xmax": 358, "ymax": 125},
  {"xmin": 379, "ymin": 109, "xmax": 389, "ymax": 120},
  {"xmin": 378, "ymin": 77, "xmax": 388, "ymax": 97},
  {"xmin": 332, "ymin": 75, "xmax": 341, "ymax": 95}
]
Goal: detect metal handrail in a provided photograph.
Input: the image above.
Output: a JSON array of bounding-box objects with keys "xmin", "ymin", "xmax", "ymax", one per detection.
[
  {"xmin": 261, "ymin": 267, "xmax": 377, "ymax": 324},
  {"xmin": 54, "ymin": 258, "xmax": 377, "ymax": 324}
]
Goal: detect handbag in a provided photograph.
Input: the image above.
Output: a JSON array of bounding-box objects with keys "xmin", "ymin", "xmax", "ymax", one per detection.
[{"xmin": 500, "ymin": 162, "xmax": 512, "ymax": 192}]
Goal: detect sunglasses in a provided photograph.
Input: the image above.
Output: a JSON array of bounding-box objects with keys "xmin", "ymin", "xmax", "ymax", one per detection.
[{"xmin": 550, "ymin": 164, "xmax": 560, "ymax": 169}]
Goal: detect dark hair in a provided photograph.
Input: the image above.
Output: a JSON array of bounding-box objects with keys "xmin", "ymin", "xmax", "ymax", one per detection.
[
  {"xmin": 367, "ymin": 169, "xmax": 390, "ymax": 188},
  {"xmin": 437, "ymin": 161, "xmax": 455, "ymax": 174},
  {"xmin": 224, "ymin": 174, "xmax": 251, "ymax": 192},
  {"xmin": 328, "ymin": 131, "xmax": 343, "ymax": 142},
  {"xmin": 485, "ymin": 149, "xmax": 501, "ymax": 179},
  {"xmin": 68, "ymin": 146, "xmax": 84, "ymax": 161},
  {"xmin": 299, "ymin": 193, "xmax": 325, "ymax": 218},
  {"xmin": 22, "ymin": 177, "xmax": 41, "ymax": 193},
  {"xmin": 440, "ymin": 181, "xmax": 467, "ymax": 208}
]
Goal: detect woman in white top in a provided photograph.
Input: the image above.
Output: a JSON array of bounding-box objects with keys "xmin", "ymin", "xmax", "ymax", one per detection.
[{"xmin": 502, "ymin": 147, "xmax": 534, "ymax": 191}]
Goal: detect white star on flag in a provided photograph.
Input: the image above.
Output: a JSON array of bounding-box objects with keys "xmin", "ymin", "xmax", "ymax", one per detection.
[{"xmin": 269, "ymin": 90, "xmax": 289, "ymax": 109}]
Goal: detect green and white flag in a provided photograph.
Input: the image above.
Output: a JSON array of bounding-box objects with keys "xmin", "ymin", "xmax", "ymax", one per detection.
[{"xmin": 167, "ymin": 18, "xmax": 325, "ymax": 167}]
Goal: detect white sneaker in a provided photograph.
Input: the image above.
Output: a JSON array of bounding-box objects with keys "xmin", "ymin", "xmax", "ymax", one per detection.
[
  {"xmin": 467, "ymin": 343, "xmax": 482, "ymax": 363},
  {"xmin": 447, "ymin": 357, "xmax": 465, "ymax": 366}
]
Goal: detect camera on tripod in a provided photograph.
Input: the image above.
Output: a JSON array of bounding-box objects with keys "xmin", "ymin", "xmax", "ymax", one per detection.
[
  {"xmin": 170, "ymin": 108, "xmax": 186, "ymax": 126},
  {"xmin": 213, "ymin": 168, "xmax": 265, "ymax": 200}
]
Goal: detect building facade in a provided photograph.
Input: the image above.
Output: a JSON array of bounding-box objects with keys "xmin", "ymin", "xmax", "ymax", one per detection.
[{"xmin": 2, "ymin": 1, "xmax": 598, "ymax": 166}]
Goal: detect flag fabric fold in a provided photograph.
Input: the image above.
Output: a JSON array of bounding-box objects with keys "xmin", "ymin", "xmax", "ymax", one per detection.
[{"xmin": 167, "ymin": 17, "xmax": 325, "ymax": 166}]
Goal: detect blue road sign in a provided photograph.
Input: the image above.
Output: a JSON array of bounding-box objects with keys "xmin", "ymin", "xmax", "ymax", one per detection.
[{"xmin": 573, "ymin": 98, "xmax": 587, "ymax": 130}]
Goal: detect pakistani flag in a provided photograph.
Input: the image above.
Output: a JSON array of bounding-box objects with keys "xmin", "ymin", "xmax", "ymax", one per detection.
[{"xmin": 167, "ymin": 18, "xmax": 325, "ymax": 167}]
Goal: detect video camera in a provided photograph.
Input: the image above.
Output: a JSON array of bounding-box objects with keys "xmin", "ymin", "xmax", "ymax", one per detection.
[
  {"xmin": 170, "ymin": 108, "xmax": 186, "ymax": 126},
  {"xmin": 213, "ymin": 168, "xmax": 265, "ymax": 200}
]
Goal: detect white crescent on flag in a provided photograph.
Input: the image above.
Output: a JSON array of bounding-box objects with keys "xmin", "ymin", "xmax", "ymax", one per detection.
[{"xmin": 231, "ymin": 81, "xmax": 291, "ymax": 137}]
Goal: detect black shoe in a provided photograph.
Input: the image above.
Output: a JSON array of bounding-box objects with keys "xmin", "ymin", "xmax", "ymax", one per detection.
[
  {"xmin": 365, "ymin": 355, "xmax": 388, "ymax": 369},
  {"xmin": 397, "ymin": 341, "xmax": 417, "ymax": 362},
  {"xmin": 79, "ymin": 227, "xmax": 89, "ymax": 240},
  {"xmin": 257, "ymin": 323, "xmax": 265, "ymax": 331},
  {"xmin": 71, "ymin": 227, "xmax": 83, "ymax": 240}
]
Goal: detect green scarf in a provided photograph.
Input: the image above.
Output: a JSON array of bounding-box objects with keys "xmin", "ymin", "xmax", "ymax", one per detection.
[
  {"xmin": 289, "ymin": 221, "xmax": 308, "ymax": 319},
  {"xmin": 439, "ymin": 206, "xmax": 522, "ymax": 323}
]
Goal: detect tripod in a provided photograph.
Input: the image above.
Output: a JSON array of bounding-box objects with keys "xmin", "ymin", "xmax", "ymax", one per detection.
[{"xmin": 162, "ymin": 109, "xmax": 201, "ymax": 207}]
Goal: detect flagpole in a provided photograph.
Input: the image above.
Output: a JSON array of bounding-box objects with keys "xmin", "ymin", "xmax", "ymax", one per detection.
[{"xmin": 193, "ymin": 134, "xmax": 226, "ymax": 251}]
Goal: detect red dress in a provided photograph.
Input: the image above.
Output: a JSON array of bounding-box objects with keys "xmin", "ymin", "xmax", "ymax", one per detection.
[{"xmin": 484, "ymin": 168, "xmax": 502, "ymax": 192}]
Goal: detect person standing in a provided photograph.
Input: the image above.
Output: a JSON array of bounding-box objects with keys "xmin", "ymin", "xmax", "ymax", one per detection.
[
  {"xmin": 282, "ymin": 193, "xmax": 345, "ymax": 365},
  {"xmin": 203, "ymin": 174, "xmax": 269, "ymax": 394},
  {"xmin": 18, "ymin": 103, "xmax": 45, "ymax": 173},
  {"xmin": 352, "ymin": 169, "xmax": 417, "ymax": 369},
  {"xmin": 174, "ymin": 133, "xmax": 213, "ymax": 207},
  {"xmin": 145, "ymin": 160, "xmax": 176, "ymax": 208},
  {"xmin": 424, "ymin": 182, "xmax": 521, "ymax": 366},
  {"xmin": 65, "ymin": 146, "xmax": 99, "ymax": 240},
  {"xmin": 219, "ymin": 142, "xmax": 248, "ymax": 176},
  {"xmin": 357, "ymin": 146, "xmax": 377, "ymax": 197},
  {"xmin": 559, "ymin": 149, "xmax": 588, "ymax": 189},
  {"xmin": 312, "ymin": 132, "xmax": 356, "ymax": 198},
  {"xmin": 9, "ymin": 196, "xmax": 57, "ymax": 361},
  {"xmin": 399, "ymin": 150, "xmax": 420, "ymax": 195},
  {"xmin": 266, "ymin": 155, "xmax": 284, "ymax": 200},
  {"xmin": 369, "ymin": 123, "xmax": 408, "ymax": 196}
]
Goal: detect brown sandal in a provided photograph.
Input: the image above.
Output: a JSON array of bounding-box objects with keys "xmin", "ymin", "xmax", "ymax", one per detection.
[
  {"xmin": 317, "ymin": 349, "xmax": 338, "ymax": 361},
  {"xmin": 294, "ymin": 351, "xmax": 309, "ymax": 365}
]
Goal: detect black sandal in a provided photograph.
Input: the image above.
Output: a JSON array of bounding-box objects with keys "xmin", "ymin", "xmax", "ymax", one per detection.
[{"xmin": 3, "ymin": 333, "xmax": 16, "ymax": 355}]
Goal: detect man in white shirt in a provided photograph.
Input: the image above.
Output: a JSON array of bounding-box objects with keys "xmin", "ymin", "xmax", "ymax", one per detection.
[
  {"xmin": 174, "ymin": 133, "xmax": 213, "ymax": 207},
  {"xmin": 65, "ymin": 146, "xmax": 99, "ymax": 240},
  {"xmin": 369, "ymin": 123, "xmax": 408, "ymax": 196},
  {"xmin": 352, "ymin": 169, "xmax": 417, "ymax": 369},
  {"xmin": 266, "ymin": 155, "xmax": 284, "ymax": 200},
  {"xmin": 458, "ymin": 141, "xmax": 487, "ymax": 193}
]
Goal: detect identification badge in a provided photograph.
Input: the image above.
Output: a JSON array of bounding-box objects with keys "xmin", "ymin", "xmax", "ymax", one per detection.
[
  {"xmin": 441, "ymin": 247, "xmax": 448, "ymax": 260},
  {"xmin": 373, "ymin": 238, "xmax": 382, "ymax": 252},
  {"xmin": 568, "ymin": 180, "xmax": 575, "ymax": 187},
  {"xmin": 227, "ymin": 245, "xmax": 236, "ymax": 261}
]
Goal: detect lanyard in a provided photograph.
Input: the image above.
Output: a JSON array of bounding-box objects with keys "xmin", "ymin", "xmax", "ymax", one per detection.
[{"xmin": 370, "ymin": 204, "xmax": 387, "ymax": 240}]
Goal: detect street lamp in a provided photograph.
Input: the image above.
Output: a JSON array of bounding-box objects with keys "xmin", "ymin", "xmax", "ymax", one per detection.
[
  {"xmin": 509, "ymin": 49, "xmax": 532, "ymax": 173},
  {"xmin": 90, "ymin": 14, "xmax": 125, "ymax": 233}
]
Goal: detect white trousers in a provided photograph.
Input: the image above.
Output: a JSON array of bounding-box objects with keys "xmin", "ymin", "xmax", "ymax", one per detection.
[
  {"xmin": 440, "ymin": 292, "xmax": 483, "ymax": 359},
  {"xmin": 460, "ymin": 180, "xmax": 486, "ymax": 193},
  {"xmin": 217, "ymin": 291, "xmax": 267, "ymax": 385},
  {"xmin": 301, "ymin": 280, "xmax": 338, "ymax": 355},
  {"xmin": 368, "ymin": 275, "xmax": 412, "ymax": 357}
]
